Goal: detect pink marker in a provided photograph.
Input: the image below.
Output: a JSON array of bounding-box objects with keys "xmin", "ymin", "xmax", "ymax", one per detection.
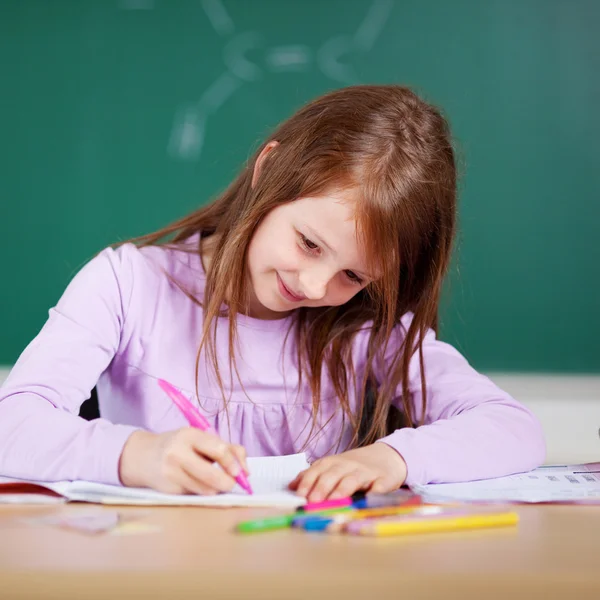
[
  {"xmin": 303, "ymin": 497, "xmax": 353, "ymax": 512},
  {"xmin": 157, "ymin": 378, "xmax": 253, "ymax": 495}
]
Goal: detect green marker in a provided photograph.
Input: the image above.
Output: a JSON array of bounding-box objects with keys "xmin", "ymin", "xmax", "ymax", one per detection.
[
  {"xmin": 237, "ymin": 513, "xmax": 296, "ymax": 533},
  {"xmin": 236, "ymin": 507, "xmax": 353, "ymax": 534}
]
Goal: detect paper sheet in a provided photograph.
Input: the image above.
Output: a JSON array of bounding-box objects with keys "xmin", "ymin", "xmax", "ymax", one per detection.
[
  {"xmin": 411, "ymin": 463, "xmax": 600, "ymax": 504},
  {"xmin": 0, "ymin": 453, "xmax": 309, "ymax": 508}
]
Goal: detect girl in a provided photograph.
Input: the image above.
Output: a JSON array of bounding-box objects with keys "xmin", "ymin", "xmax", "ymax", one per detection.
[{"xmin": 0, "ymin": 85, "xmax": 545, "ymax": 502}]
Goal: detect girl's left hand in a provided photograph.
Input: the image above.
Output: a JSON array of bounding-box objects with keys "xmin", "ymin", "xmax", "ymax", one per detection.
[{"xmin": 288, "ymin": 443, "xmax": 408, "ymax": 502}]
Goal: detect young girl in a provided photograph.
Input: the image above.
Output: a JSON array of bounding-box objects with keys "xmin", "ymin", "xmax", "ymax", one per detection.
[{"xmin": 0, "ymin": 85, "xmax": 545, "ymax": 502}]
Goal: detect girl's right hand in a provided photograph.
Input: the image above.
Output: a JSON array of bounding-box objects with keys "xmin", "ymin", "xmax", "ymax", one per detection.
[{"xmin": 118, "ymin": 428, "xmax": 249, "ymax": 495}]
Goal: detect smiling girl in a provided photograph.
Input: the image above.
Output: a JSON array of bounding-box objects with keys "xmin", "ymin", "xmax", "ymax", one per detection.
[{"xmin": 0, "ymin": 85, "xmax": 545, "ymax": 501}]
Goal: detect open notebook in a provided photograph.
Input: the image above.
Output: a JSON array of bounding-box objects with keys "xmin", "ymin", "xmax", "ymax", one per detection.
[{"xmin": 0, "ymin": 453, "xmax": 309, "ymax": 508}]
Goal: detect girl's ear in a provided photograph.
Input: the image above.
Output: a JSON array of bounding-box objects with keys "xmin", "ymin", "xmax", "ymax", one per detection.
[{"xmin": 252, "ymin": 140, "xmax": 279, "ymax": 188}]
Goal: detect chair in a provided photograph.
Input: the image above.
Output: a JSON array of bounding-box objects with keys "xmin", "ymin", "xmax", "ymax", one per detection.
[{"xmin": 79, "ymin": 387, "xmax": 100, "ymax": 421}]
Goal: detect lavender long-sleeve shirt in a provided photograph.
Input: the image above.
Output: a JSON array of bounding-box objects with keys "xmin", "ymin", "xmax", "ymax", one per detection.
[{"xmin": 0, "ymin": 240, "xmax": 546, "ymax": 486}]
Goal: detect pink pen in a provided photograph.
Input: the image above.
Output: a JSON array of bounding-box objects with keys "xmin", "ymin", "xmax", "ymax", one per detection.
[{"xmin": 157, "ymin": 378, "xmax": 253, "ymax": 495}]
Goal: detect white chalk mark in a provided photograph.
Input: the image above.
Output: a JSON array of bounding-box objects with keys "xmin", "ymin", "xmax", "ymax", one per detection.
[
  {"xmin": 223, "ymin": 32, "xmax": 263, "ymax": 81},
  {"xmin": 171, "ymin": 0, "xmax": 392, "ymax": 161},
  {"xmin": 169, "ymin": 73, "xmax": 242, "ymax": 160},
  {"xmin": 354, "ymin": 0, "xmax": 393, "ymax": 50},
  {"xmin": 265, "ymin": 45, "xmax": 311, "ymax": 71},
  {"xmin": 168, "ymin": 107, "xmax": 206, "ymax": 160},
  {"xmin": 201, "ymin": 0, "xmax": 235, "ymax": 36},
  {"xmin": 317, "ymin": 36, "xmax": 358, "ymax": 84},
  {"xmin": 200, "ymin": 72, "xmax": 242, "ymax": 110}
]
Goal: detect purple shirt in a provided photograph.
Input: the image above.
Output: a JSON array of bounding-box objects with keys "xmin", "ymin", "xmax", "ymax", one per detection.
[{"xmin": 0, "ymin": 239, "xmax": 546, "ymax": 486}]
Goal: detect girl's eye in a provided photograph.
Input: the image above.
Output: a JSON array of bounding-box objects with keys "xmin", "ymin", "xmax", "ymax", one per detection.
[
  {"xmin": 300, "ymin": 235, "xmax": 320, "ymax": 253},
  {"xmin": 345, "ymin": 270, "xmax": 363, "ymax": 285}
]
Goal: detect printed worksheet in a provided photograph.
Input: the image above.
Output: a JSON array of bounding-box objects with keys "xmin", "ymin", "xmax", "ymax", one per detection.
[{"xmin": 411, "ymin": 463, "xmax": 600, "ymax": 504}]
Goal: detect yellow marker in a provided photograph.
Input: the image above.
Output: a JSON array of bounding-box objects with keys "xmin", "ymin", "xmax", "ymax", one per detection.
[{"xmin": 346, "ymin": 510, "xmax": 519, "ymax": 537}]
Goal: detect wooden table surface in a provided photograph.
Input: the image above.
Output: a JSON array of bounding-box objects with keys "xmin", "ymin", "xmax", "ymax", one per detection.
[{"xmin": 1, "ymin": 502, "xmax": 599, "ymax": 599}]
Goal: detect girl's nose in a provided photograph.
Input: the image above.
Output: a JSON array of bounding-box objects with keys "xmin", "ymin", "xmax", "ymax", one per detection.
[{"xmin": 299, "ymin": 268, "xmax": 331, "ymax": 300}]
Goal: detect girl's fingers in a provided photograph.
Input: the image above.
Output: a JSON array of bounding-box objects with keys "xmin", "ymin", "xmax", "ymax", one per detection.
[
  {"xmin": 369, "ymin": 476, "xmax": 390, "ymax": 495},
  {"xmin": 305, "ymin": 464, "xmax": 353, "ymax": 502},
  {"xmin": 179, "ymin": 450, "xmax": 237, "ymax": 493},
  {"xmin": 294, "ymin": 464, "xmax": 326, "ymax": 498},
  {"xmin": 173, "ymin": 466, "xmax": 220, "ymax": 496},
  {"xmin": 328, "ymin": 470, "xmax": 373, "ymax": 500},
  {"xmin": 188, "ymin": 430, "xmax": 243, "ymax": 480},
  {"xmin": 288, "ymin": 469, "xmax": 308, "ymax": 491}
]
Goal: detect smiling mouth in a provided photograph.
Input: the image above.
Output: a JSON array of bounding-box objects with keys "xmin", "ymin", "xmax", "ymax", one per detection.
[{"xmin": 277, "ymin": 273, "xmax": 305, "ymax": 302}]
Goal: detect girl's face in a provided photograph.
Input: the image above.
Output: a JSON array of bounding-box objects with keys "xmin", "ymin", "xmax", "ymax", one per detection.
[{"xmin": 246, "ymin": 190, "xmax": 374, "ymax": 320}]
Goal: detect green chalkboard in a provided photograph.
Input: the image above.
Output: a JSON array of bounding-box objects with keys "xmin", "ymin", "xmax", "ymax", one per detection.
[{"xmin": 1, "ymin": 0, "xmax": 599, "ymax": 372}]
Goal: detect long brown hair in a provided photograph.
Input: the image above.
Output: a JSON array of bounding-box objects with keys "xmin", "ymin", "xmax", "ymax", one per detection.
[{"xmin": 127, "ymin": 85, "xmax": 457, "ymax": 451}]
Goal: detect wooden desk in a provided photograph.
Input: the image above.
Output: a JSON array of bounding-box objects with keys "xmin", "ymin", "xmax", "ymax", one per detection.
[{"xmin": 1, "ymin": 503, "xmax": 599, "ymax": 599}]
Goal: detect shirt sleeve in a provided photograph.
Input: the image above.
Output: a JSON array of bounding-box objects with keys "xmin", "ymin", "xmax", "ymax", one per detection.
[
  {"xmin": 0, "ymin": 245, "xmax": 141, "ymax": 484},
  {"xmin": 374, "ymin": 316, "xmax": 547, "ymax": 487}
]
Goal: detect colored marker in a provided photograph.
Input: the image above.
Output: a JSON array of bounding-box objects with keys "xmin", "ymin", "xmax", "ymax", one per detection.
[
  {"xmin": 291, "ymin": 506, "xmax": 353, "ymax": 528},
  {"xmin": 237, "ymin": 506, "xmax": 353, "ymax": 534},
  {"xmin": 301, "ymin": 504, "xmax": 437, "ymax": 533},
  {"xmin": 353, "ymin": 489, "xmax": 422, "ymax": 509},
  {"xmin": 302, "ymin": 497, "xmax": 354, "ymax": 512},
  {"xmin": 237, "ymin": 513, "xmax": 296, "ymax": 533},
  {"xmin": 302, "ymin": 489, "xmax": 420, "ymax": 513}
]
